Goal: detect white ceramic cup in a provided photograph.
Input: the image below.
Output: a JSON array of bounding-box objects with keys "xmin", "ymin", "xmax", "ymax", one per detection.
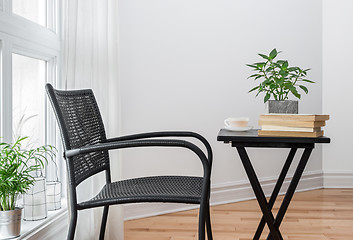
[{"xmin": 224, "ymin": 117, "xmax": 249, "ymax": 128}]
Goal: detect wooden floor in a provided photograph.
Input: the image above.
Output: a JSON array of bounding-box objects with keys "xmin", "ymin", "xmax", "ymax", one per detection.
[{"xmin": 124, "ymin": 189, "xmax": 353, "ymax": 240}]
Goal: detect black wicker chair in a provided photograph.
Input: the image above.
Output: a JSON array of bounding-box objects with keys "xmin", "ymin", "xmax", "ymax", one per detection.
[{"xmin": 45, "ymin": 83, "xmax": 213, "ymax": 240}]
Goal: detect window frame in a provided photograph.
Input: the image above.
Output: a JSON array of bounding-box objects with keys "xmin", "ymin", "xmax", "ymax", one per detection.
[{"xmin": 0, "ymin": 0, "xmax": 63, "ymax": 187}]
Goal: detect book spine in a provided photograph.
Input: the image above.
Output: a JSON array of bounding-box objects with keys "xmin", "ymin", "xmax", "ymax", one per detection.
[
  {"xmin": 258, "ymin": 120, "xmax": 326, "ymax": 128},
  {"xmin": 259, "ymin": 114, "xmax": 330, "ymax": 121},
  {"xmin": 258, "ymin": 130, "xmax": 324, "ymax": 138},
  {"xmin": 261, "ymin": 125, "xmax": 321, "ymax": 132}
]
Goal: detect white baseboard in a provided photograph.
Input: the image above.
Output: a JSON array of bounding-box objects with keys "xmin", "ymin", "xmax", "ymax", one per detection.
[
  {"xmin": 123, "ymin": 171, "xmax": 323, "ymax": 221},
  {"xmin": 323, "ymin": 171, "xmax": 353, "ymax": 188}
]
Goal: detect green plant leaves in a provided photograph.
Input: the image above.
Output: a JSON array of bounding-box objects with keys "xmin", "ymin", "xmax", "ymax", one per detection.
[
  {"xmin": 246, "ymin": 48, "xmax": 314, "ymax": 101},
  {"xmin": 285, "ymin": 84, "xmax": 301, "ymax": 99},
  {"xmin": 0, "ymin": 137, "xmax": 57, "ymax": 211},
  {"xmin": 279, "ymin": 69, "xmax": 288, "ymax": 77}
]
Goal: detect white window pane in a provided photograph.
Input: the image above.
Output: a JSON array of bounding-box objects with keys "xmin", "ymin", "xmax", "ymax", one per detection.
[
  {"xmin": 12, "ymin": 0, "xmax": 47, "ymax": 27},
  {"xmin": 12, "ymin": 54, "xmax": 46, "ymax": 147}
]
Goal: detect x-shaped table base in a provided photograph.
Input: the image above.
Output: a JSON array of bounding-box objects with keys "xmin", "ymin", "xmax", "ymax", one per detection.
[{"xmin": 235, "ymin": 146, "xmax": 313, "ymax": 240}]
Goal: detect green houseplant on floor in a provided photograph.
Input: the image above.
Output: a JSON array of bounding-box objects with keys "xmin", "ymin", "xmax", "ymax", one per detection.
[
  {"xmin": 0, "ymin": 137, "xmax": 56, "ymax": 239},
  {"xmin": 246, "ymin": 48, "xmax": 315, "ymax": 114}
]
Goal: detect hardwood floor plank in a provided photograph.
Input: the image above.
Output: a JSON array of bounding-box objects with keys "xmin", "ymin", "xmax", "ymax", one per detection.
[{"xmin": 125, "ymin": 189, "xmax": 353, "ymax": 239}]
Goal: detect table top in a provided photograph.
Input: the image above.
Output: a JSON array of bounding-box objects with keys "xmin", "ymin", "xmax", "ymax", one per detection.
[{"xmin": 217, "ymin": 129, "xmax": 330, "ymax": 146}]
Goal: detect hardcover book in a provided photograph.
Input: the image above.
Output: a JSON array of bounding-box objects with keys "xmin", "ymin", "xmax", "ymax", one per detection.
[
  {"xmin": 261, "ymin": 125, "xmax": 321, "ymax": 132},
  {"xmin": 258, "ymin": 130, "xmax": 324, "ymax": 138},
  {"xmin": 259, "ymin": 114, "xmax": 330, "ymax": 122},
  {"xmin": 258, "ymin": 119, "xmax": 326, "ymax": 128}
]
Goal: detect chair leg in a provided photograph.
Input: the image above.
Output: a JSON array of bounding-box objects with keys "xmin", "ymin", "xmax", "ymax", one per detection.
[
  {"xmin": 99, "ymin": 206, "xmax": 109, "ymax": 240},
  {"xmin": 198, "ymin": 203, "xmax": 206, "ymax": 240},
  {"xmin": 67, "ymin": 209, "xmax": 78, "ymax": 240},
  {"xmin": 206, "ymin": 202, "xmax": 213, "ymax": 240}
]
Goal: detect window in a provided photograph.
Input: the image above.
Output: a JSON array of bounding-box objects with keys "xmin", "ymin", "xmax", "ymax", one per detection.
[
  {"xmin": 0, "ymin": 0, "xmax": 62, "ymax": 196},
  {"xmin": 12, "ymin": 53, "xmax": 46, "ymax": 146},
  {"xmin": 0, "ymin": 1, "xmax": 64, "ymax": 236},
  {"xmin": 12, "ymin": 0, "xmax": 47, "ymax": 27}
]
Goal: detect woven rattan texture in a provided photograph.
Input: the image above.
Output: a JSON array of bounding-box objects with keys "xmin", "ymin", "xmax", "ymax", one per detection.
[
  {"xmin": 78, "ymin": 176, "xmax": 203, "ymax": 209},
  {"xmin": 55, "ymin": 90, "xmax": 110, "ymax": 185}
]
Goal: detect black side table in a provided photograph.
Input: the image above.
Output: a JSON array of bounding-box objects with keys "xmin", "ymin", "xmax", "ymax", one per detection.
[{"xmin": 217, "ymin": 129, "xmax": 330, "ymax": 240}]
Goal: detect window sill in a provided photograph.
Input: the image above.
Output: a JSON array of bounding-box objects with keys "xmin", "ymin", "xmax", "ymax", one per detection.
[{"xmin": 16, "ymin": 200, "xmax": 68, "ymax": 240}]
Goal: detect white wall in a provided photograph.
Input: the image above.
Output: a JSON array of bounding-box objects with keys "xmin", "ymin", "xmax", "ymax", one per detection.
[
  {"xmin": 322, "ymin": 0, "xmax": 353, "ymax": 187},
  {"xmin": 119, "ymin": 0, "xmax": 323, "ymax": 219}
]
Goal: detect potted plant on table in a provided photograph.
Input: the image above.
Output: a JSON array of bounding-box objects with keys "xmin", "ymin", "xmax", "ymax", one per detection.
[
  {"xmin": 246, "ymin": 48, "xmax": 314, "ymax": 114},
  {"xmin": 0, "ymin": 137, "xmax": 56, "ymax": 239}
]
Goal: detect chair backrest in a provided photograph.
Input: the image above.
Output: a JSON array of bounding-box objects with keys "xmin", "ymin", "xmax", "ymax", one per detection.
[{"xmin": 46, "ymin": 84, "xmax": 110, "ymax": 187}]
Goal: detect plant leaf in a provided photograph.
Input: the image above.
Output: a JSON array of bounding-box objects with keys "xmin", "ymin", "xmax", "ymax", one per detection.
[
  {"xmin": 246, "ymin": 64, "xmax": 258, "ymax": 69},
  {"xmin": 269, "ymin": 83, "xmax": 277, "ymax": 88},
  {"xmin": 282, "ymin": 61, "xmax": 288, "ymax": 69},
  {"xmin": 286, "ymin": 85, "xmax": 301, "ymax": 99},
  {"xmin": 264, "ymin": 92, "xmax": 271, "ymax": 103},
  {"xmin": 248, "ymin": 74, "xmax": 260, "ymax": 79},
  {"xmin": 301, "ymin": 79, "xmax": 315, "ymax": 83},
  {"xmin": 273, "ymin": 62, "xmax": 281, "ymax": 68},
  {"xmin": 279, "ymin": 70, "xmax": 288, "ymax": 77},
  {"xmin": 265, "ymin": 66, "xmax": 273, "ymax": 72},
  {"xmin": 269, "ymin": 48, "xmax": 278, "ymax": 59},
  {"xmin": 248, "ymin": 86, "xmax": 260, "ymax": 93},
  {"xmin": 299, "ymin": 85, "xmax": 308, "ymax": 94},
  {"xmin": 258, "ymin": 53, "xmax": 269, "ymax": 60},
  {"xmin": 255, "ymin": 62, "xmax": 266, "ymax": 68},
  {"xmin": 287, "ymin": 67, "xmax": 298, "ymax": 72}
]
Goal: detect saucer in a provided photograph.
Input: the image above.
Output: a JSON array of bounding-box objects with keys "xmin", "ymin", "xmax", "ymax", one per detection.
[{"xmin": 224, "ymin": 125, "xmax": 253, "ymax": 132}]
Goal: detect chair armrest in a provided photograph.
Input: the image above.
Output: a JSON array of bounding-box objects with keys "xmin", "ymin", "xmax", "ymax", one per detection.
[
  {"xmin": 64, "ymin": 139, "xmax": 211, "ymax": 177},
  {"xmin": 104, "ymin": 131, "xmax": 213, "ymax": 167}
]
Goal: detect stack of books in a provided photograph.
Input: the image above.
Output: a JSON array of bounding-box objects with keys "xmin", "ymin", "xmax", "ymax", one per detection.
[{"xmin": 258, "ymin": 114, "xmax": 330, "ymax": 137}]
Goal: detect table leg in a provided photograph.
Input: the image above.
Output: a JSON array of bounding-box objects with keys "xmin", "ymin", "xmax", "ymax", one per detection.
[
  {"xmin": 254, "ymin": 148, "xmax": 297, "ymax": 240},
  {"xmin": 266, "ymin": 147, "xmax": 313, "ymax": 240},
  {"xmin": 236, "ymin": 147, "xmax": 283, "ymax": 240}
]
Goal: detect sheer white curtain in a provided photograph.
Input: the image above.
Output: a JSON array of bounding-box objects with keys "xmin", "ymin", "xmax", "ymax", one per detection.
[{"xmin": 62, "ymin": 0, "xmax": 123, "ymax": 239}]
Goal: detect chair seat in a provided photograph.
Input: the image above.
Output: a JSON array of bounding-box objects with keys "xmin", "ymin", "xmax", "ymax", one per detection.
[{"xmin": 78, "ymin": 176, "xmax": 203, "ymax": 210}]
